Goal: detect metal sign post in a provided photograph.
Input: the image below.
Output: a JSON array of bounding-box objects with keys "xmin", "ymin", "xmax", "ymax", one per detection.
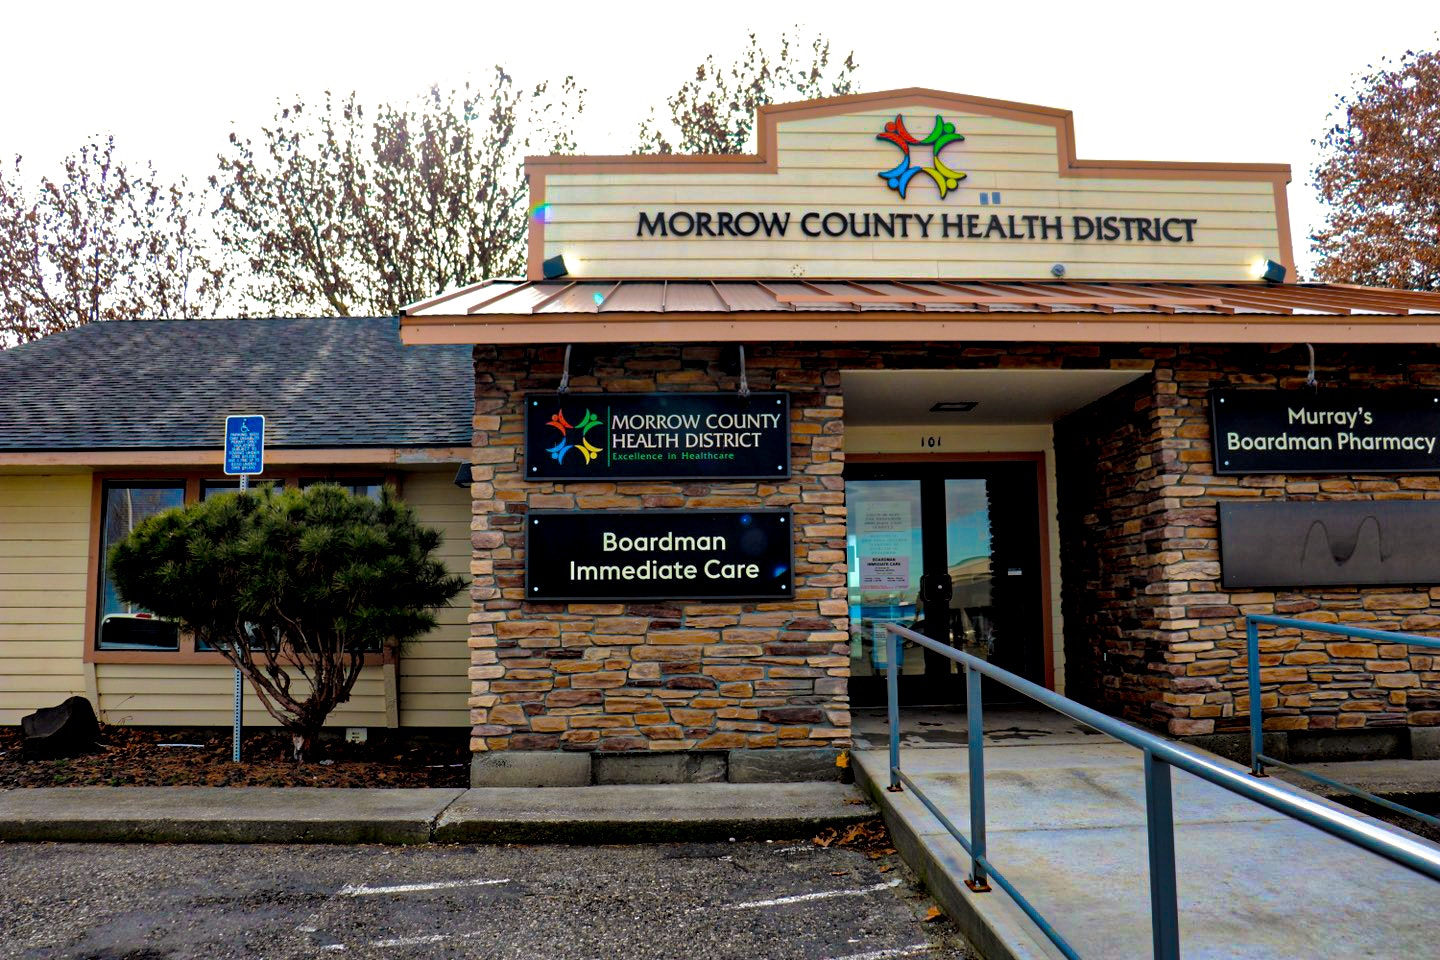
[{"xmin": 224, "ymin": 416, "xmax": 265, "ymax": 763}]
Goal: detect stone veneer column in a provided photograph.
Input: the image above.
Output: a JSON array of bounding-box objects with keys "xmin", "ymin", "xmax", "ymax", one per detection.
[
  {"xmin": 465, "ymin": 343, "xmax": 849, "ymax": 784},
  {"xmin": 1058, "ymin": 343, "xmax": 1440, "ymax": 746}
]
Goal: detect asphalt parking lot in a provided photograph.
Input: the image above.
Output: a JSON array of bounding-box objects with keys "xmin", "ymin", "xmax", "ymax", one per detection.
[{"xmin": 0, "ymin": 841, "xmax": 976, "ymax": 960}]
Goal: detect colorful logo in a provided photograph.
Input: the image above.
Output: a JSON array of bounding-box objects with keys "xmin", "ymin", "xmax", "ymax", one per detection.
[
  {"xmin": 876, "ymin": 114, "xmax": 967, "ymax": 199},
  {"xmin": 546, "ymin": 406, "xmax": 604, "ymax": 466}
]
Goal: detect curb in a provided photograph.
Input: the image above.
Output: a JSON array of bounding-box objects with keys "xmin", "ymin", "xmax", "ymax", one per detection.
[
  {"xmin": 430, "ymin": 812, "xmax": 871, "ymax": 845},
  {"xmin": 0, "ymin": 818, "xmax": 435, "ymax": 845},
  {"xmin": 853, "ymin": 758, "xmax": 1054, "ymax": 960},
  {"xmin": 0, "ymin": 784, "xmax": 874, "ymax": 846}
]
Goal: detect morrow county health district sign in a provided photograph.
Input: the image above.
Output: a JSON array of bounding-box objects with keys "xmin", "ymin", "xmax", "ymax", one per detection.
[{"xmin": 524, "ymin": 392, "xmax": 791, "ymax": 481}]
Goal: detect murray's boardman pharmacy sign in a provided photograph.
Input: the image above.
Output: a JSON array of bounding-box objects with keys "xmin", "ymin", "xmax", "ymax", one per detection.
[
  {"xmin": 526, "ymin": 510, "xmax": 793, "ymax": 602},
  {"xmin": 525, "ymin": 392, "xmax": 790, "ymax": 480},
  {"xmin": 1211, "ymin": 389, "xmax": 1440, "ymax": 475}
]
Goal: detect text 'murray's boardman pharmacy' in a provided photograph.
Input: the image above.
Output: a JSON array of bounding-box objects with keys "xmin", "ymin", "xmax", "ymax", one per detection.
[
  {"xmin": 526, "ymin": 392, "xmax": 791, "ymax": 480},
  {"xmin": 1211, "ymin": 389, "xmax": 1440, "ymax": 474},
  {"xmin": 526, "ymin": 510, "xmax": 793, "ymax": 602}
]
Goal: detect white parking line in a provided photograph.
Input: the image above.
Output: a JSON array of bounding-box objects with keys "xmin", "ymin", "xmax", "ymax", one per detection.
[
  {"xmin": 823, "ymin": 946, "xmax": 928, "ymax": 960},
  {"xmin": 711, "ymin": 878, "xmax": 903, "ymax": 910},
  {"xmin": 372, "ymin": 931, "xmax": 484, "ymax": 949},
  {"xmin": 337, "ymin": 878, "xmax": 511, "ymax": 896}
]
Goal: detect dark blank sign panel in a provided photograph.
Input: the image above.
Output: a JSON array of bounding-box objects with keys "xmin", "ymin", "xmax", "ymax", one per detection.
[{"xmin": 1219, "ymin": 501, "xmax": 1440, "ymax": 588}]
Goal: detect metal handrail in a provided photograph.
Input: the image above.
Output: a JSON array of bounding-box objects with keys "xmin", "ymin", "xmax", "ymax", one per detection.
[
  {"xmin": 1245, "ymin": 614, "xmax": 1440, "ymax": 830},
  {"xmin": 883, "ymin": 621, "xmax": 1440, "ymax": 960}
]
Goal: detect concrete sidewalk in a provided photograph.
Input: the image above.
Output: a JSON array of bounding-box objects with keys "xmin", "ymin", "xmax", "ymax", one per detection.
[
  {"xmin": 0, "ymin": 782, "xmax": 872, "ymax": 845},
  {"xmin": 855, "ymin": 742, "xmax": 1440, "ymax": 960}
]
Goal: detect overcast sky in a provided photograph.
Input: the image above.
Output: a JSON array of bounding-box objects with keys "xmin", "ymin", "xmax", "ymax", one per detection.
[{"xmin": 3, "ymin": 0, "xmax": 1437, "ymax": 278}]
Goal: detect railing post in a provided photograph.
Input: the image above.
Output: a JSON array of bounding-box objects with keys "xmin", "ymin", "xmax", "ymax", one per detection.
[
  {"xmin": 965, "ymin": 663, "xmax": 991, "ymax": 892},
  {"xmin": 1246, "ymin": 617, "xmax": 1265, "ymax": 777},
  {"xmin": 1143, "ymin": 750, "xmax": 1181, "ymax": 960},
  {"xmin": 887, "ymin": 627, "xmax": 902, "ymax": 792}
]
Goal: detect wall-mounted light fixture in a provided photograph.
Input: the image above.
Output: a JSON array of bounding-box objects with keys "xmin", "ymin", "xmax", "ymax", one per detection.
[
  {"xmin": 542, "ymin": 254, "xmax": 568, "ymax": 280},
  {"xmin": 1251, "ymin": 258, "xmax": 1287, "ymax": 283},
  {"xmin": 930, "ymin": 401, "xmax": 978, "ymax": 413},
  {"xmin": 452, "ymin": 462, "xmax": 474, "ymax": 488}
]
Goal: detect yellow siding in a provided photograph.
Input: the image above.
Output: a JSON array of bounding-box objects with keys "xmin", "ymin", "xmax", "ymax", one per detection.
[
  {"xmin": 94, "ymin": 664, "xmax": 389, "ymax": 728},
  {"xmin": 542, "ymin": 103, "xmax": 1285, "ymax": 281},
  {"xmin": 399, "ymin": 470, "xmax": 472, "ymax": 727},
  {"xmin": 1, "ymin": 468, "xmax": 470, "ymax": 730},
  {"xmin": 0, "ymin": 474, "xmax": 90, "ymax": 724}
]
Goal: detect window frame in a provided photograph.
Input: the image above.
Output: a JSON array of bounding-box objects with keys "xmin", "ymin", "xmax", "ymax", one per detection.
[{"xmin": 84, "ymin": 468, "xmax": 401, "ymax": 665}]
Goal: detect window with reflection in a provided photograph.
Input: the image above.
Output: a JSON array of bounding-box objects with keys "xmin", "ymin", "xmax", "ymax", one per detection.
[
  {"xmin": 300, "ymin": 478, "xmax": 383, "ymax": 500},
  {"xmin": 97, "ymin": 482, "xmax": 185, "ymax": 650},
  {"xmin": 200, "ymin": 479, "xmax": 279, "ymax": 500}
]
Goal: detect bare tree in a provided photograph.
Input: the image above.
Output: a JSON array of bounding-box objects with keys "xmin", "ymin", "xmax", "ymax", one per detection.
[
  {"xmin": 212, "ymin": 68, "xmax": 583, "ymax": 317},
  {"xmin": 0, "ymin": 138, "xmax": 224, "ymax": 346},
  {"xmin": 636, "ymin": 29, "xmax": 859, "ymax": 155},
  {"xmin": 1311, "ymin": 44, "xmax": 1440, "ymax": 291}
]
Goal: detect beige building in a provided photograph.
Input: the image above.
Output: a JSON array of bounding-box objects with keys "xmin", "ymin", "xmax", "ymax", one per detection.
[
  {"xmin": 5, "ymin": 89, "xmax": 1440, "ymax": 786},
  {"xmin": 0, "ymin": 317, "xmax": 474, "ymax": 731}
]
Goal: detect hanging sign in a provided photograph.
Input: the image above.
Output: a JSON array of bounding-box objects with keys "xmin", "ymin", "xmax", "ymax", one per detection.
[
  {"xmin": 1210, "ymin": 389, "xmax": 1440, "ymax": 475},
  {"xmin": 526, "ymin": 509, "xmax": 793, "ymax": 602},
  {"xmin": 525, "ymin": 392, "xmax": 790, "ymax": 481}
]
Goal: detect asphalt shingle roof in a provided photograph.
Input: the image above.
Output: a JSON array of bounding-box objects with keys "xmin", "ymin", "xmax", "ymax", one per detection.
[{"xmin": 0, "ymin": 317, "xmax": 474, "ymax": 450}]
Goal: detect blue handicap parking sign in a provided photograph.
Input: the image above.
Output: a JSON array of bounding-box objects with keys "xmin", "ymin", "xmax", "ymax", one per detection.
[{"xmin": 224, "ymin": 415, "xmax": 265, "ymax": 476}]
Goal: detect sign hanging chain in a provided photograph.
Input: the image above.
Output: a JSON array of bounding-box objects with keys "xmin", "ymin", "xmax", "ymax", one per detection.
[
  {"xmin": 559, "ymin": 344, "xmax": 572, "ymax": 394},
  {"xmin": 737, "ymin": 345, "xmax": 750, "ymax": 398},
  {"xmin": 1305, "ymin": 343, "xmax": 1317, "ymax": 389}
]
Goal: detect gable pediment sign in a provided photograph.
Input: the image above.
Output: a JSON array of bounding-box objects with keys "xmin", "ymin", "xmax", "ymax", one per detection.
[{"xmin": 526, "ymin": 89, "xmax": 1292, "ymax": 282}]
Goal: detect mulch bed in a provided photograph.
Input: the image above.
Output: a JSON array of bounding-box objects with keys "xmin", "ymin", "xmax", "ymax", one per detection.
[{"xmin": 0, "ymin": 724, "xmax": 470, "ymax": 788}]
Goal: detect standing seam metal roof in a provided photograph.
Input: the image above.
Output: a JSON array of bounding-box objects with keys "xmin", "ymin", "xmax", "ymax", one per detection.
[{"xmin": 403, "ymin": 279, "xmax": 1440, "ymax": 318}]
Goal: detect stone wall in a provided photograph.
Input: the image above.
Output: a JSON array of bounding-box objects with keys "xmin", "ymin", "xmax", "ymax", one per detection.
[
  {"xmin": 1057, "ymin": 343, "xmax": 1440, "ymax": 739},
  {"xmin": 466, "ymin": 344, "xmax": 849, "ymax": 759},
  {"xmin": 468, "ymin": 338, "xmax": 1440, "ymax": 759}
]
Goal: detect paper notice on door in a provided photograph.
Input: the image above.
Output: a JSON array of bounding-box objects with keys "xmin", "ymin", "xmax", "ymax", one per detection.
[
  {"xmin": 856, "ymin": 499, "xmax": 914, "ymax": 592},
  {"xmin": 860, "ymin": 554, "xmax": 909, "ymax": 590}
]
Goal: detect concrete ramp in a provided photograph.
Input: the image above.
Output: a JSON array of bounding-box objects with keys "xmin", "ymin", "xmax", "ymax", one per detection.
[{"xmin": 855, "ymin": 741, "xmax": 1440, "ymax": 960}]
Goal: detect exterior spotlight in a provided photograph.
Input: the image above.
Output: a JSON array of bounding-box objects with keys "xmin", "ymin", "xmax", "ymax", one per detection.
[
  {"xmin": 1259, "ymin": 259, "xmax": 1287, "ymax": 283},
  {"xmin": 542, "ymin": 255, "xmax": 568, "ymax": 280},
  {"xmin": 1050, "ymin": 263, "xmax": 1066, "ymax": 278},
  {"xmin": 452, "ymin": 462, "xmax": 473, "ymax": 488}
]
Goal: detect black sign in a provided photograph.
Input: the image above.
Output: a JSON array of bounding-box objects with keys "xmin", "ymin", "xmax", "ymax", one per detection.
[
  {"xmin": 526, "ymin": 510, "xmax": 793, "ymax": 602},
  {"xmin": 525, "ymin": 392, "xmax": 790, "ymax": 481},
  {"xmin": 1219, "ymin": 501, "xmax": 1440, "ymax": 588},
  {"xmin": 1210, "ymin": 389, "xmax": 1440, "ymax": 475}
]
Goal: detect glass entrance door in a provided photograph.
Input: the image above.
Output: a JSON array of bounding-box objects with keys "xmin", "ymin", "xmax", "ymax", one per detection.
[{"xmin": 846, "ymin": 460, "xmax": 1045, "ymax": 706}]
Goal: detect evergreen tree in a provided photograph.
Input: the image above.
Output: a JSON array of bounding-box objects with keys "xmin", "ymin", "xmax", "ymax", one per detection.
[{"xmin": 108, "ymin": 484, "xmax": 465, "ymax": 761}]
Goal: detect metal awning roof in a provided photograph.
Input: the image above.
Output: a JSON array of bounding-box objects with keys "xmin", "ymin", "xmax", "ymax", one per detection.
[{"xmin": 400, "ymin": 279, "xmax": 1440, "ymax": 346}]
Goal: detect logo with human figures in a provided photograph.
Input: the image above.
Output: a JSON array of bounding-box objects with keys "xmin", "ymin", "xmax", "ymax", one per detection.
[
  {"xmin": 545, "ymin": 407, "xmax": 605, "ymax": 466},
  {"xmin": 876, "ymin": 114, "xmax": 967, "ymax": 199}
]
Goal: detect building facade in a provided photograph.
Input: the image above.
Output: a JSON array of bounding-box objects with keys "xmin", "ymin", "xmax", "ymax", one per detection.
[
  {"xmin": 0, "ymin": 318, "xmax": 475, "ymax": 730},
  {"xmin": 400, "ymin": 89, "xmax": 1440, "ymax": 784},
  {"xmin": 4, "ymin": 88, "xmax": 1440, "ymax": 786}
]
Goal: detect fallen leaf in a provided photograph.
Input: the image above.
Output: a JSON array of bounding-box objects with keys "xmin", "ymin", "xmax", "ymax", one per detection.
[
  {"xmin": 923, "ymin": 907, "xmax": 944, "ymax": 923},
  {"xmin": 878, "ymin": 864, "xmax": 895, "ymax": 874}
]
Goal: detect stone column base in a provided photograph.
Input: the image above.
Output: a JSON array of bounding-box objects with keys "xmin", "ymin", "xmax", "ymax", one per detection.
[{"xmin": 470, "ymin": 748, "xmax": 845, "ymax": 788}]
